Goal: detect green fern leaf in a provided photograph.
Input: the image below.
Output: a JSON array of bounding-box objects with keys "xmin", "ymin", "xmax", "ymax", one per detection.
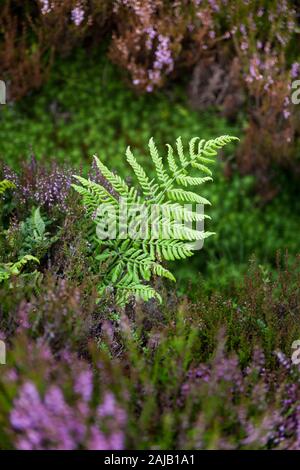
[
  {"xmin": 0, "ymin": 179, "xmax": 15, "ymax": 195},
  {"xmin": 73, "ymin": 134, "xmax": 238, "ymax": 306}
]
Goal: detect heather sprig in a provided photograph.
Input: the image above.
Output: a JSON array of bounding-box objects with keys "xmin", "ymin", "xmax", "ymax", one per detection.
[
  {"xmin": 1, "ymin": 337, "xmax": 127, "ymax": 450},
  {"xmin": 3, "ymin": 157, "xmax": 73, "ymax": 213}
]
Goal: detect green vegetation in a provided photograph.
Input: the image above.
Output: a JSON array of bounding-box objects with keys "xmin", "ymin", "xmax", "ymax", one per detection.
[
  {"xmin": 73, "ymin": 135, "xmax": 237, "ymax": 305},
  {"xmin": 0, "ymin": 51, "xmax": 240, "ymax": 171},
  {"xmin": 1, "ymin": 51, "xmax": 300, "ymax": 293},
  {"xmin": 1, "ymin": 44, "xmax": 300, "ymax": 451}
]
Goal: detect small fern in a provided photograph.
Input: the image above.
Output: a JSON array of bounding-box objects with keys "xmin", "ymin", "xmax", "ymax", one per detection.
[
  {"xmin": 0, "ymin": 255, "xmax": 39, "ymax": 283},
  {"xmin": 72, "ymin": 135, "xmax": 238, "ymax": 305},
  {"xmin": 0, "ymin": 179, "xmax": 15, "ymax": 196},
  {"xmin": 19, "ymin": 207, "xmax": 60, "ymax": 258}
]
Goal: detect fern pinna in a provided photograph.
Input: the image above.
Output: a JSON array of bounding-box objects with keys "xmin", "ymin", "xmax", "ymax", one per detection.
[
  {"xmin": 0, "ymin": 179, "xmax": 15, "ymax": 195},
  {"xmin": 0, "ymin": 255, "xmax": 39, "ymax": 283},
  {"xmin": 72, "ymin": 136, "xmax": 238, "ymax": 306}
]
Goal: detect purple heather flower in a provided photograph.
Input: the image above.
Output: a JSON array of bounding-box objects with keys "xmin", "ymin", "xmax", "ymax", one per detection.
[
  {"xmin": 87, "ymin": 426, "xmax": 110, "ymax": 450},
  {"xmin": 16, "ymin": 302, "xmax": 31, "ymax": 331},
  {"xmin": 241, "ymin": 41, "xmax": 249, "ymax": 51},
  {"xmin": 10, "ymin": 381, "xmax": 85, "ymax": 449},
  {"xmin": 5, "ymin": 369, "xmax": 18, "ymax": 382},
  {"xmin": 74, "ymin": 370, "xmax": 93, "ymax": 403},
  {"xmin": 291, "ymin": 63, "xmax": 300, "ymax": 79},
  {"xmin": 154, "ymin": 35, "xmax": 174, "ymax": 73},
  {"xmin": 3, "ymin": 160, "xmax": 72, "ymax": 211},
  {"xmin": 208, "ymin": 0, "xmax": 219, "ymax": 12},
  {"xmin": 257, "ymin": 8, "xmax": 264, "ymax": 17},
  {"xmin": 240, "ymin": 25, "xmax": 246, "ymax": 36},
  {"xmin": 40, "ymin": 0, "xmax": 52, "ymax": 15},
  {"xmin": 145, "ymin": 26, "xmax": 156, "ymax": 50},
  {"xmin": 71, "ymin": 5, "xmax": 85, "ymax": 26},
  {"xmin": 10, "ymin": 376, "xmax": 126, "ymax": 450},
  {"xmin": 98, "ymin": 392, "xmax": 127, "ymax": 425}
]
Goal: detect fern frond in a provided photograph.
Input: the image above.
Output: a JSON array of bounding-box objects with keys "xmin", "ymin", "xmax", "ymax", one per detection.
[
  {"xmin": 149, "ymin": 138, "xmax": 172, "ymax": 189},
  {"xmin": 94, "ymin": 155, "xmax": 130, "ymax": 198},
  {"xmin": 116, "ymin": 283, "xmax": 162, "ymax": 306},
  {"xmin": 166, "ymin": 144, "xmax": 179, "ymax": 176},
  {"xmin": 33, "ymin": 207, "xmax": 45, "ymax": 238},
  {"xmin": 175, "ymin": 175, "xmax": 213, "ymax": 187},
  {"xmin": 201, "ymin": 135, "xmax": 239, "ymax": 157},
  {"xmin": 150, "ymin": 261, "xmax": 176, "ymax": 282},
  {"xmin": 73, "ymin": 134, "xmax": 238, "ymax": 306},
  {"xmin": 72, "ymin": 176, "xmax": 117, "ymax": 204},
  {"xmin": 126, "ymin": 146, "xmax": 158, "ymax": 197},
  {"xmin": 167, "ymin": 188, "xmax": 211, "ymax": 205},
  {"xmin": 146, "ymin": 239, "xmax": 194, "ymax": 261},
  {"xmin": 9, "ymin": 255, "xmax": 39, "ymax": 274},
  {"xmin": 176, "ymin": 136, "xmax": 188, "ymax": 167},
  {"xmin": 158, "ymin": 203, "xmax": 210, "ymax": 222},
  {"xmin": 0, "ymin": 255, "xmax": 39, "ymax": 282},
  {"xmin": 0, "ymin": 179, "xmax": 15, "ymax": 195},
  {"xmin": 190, "ymin": 161, "xmax": 213, "ymax": 176}
]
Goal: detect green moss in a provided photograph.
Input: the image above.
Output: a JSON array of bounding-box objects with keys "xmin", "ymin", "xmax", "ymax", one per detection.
[{"xmin": 0, "ymin": 49, "xmax": 239, "ymax": 173}]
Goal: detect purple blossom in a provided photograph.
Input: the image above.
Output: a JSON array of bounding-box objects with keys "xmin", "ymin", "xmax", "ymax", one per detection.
[
  {"xmin": 177, "ymin": 342, "xmax": 300, "ymax": 449},
  {"xmin": 40, "ymin": 0, "xmax": 53, "ymax": 15},
  {"xmin": 87, "ymin": 425, "xmax": 111, "ymax": 450},
  {"xmin": 114, "ymin": 0, "xmax": 154, "ymax": 19},
  {"xmin": 257, "ymin": 8, "xmax": 264, "ymax": 17},
  {"xmin": 240, "ymin": 24, "xmax": 246, "ymax": 36},
  {"xmin": 3, "ymin": 159, "xmax": 72, "ymax": 212},
  {"xmin": 154, "ymin": 35, "xmax": 174, "ymax": 73},
  {"xmin": 16, "ymin": 301, "xmax": 31, "ymax": 332},
  {"xmin": 71, "ymin": 5, "xmax": 85, "ymax": 26},
  {"xmin": 10, "ymin": 380, "xmax": 126, "ymax": 450},
  {"xmin": 291, "ymin": 63, "xmax": 300, "ymax": 79},
  {"xmin": 208, "ymin": 0, "xmax": 219, "ymax": 12},
  {"xmin": 145, "ymin": 26, "xmax": 156, "ymax": 51},
  {"xmin": 74, "ymin": 370, "xmax": 93, "ymax": 403}
]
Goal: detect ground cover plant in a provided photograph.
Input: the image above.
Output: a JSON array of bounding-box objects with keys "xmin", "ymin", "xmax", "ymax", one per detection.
[
  {"xmin": 72, "ymin": 135, "xmax": 238, "ymax": 304},
  {"xmin": 0, "ymin": 0, "xmax": 300, "ymax": 453}
]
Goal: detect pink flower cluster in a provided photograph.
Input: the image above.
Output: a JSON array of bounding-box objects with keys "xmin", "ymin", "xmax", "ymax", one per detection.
[
  {"xmin": 40, "ymin": 0, "xmax": 85, "ymax": 26},
  {"xmin": 10, "ymin": 369, "xmax": 126, "ymax": 450},
  {"xmin": 3, "ymin": 159, "xmax": 72, "ymax": 212},
  {"xmin": 71, "ymin": 4, "xmax": 85, "ymax": 26},
  {"xmin": 180, "ymin": 344, "xmax": 300, "ymax": 449},
  {"xmin": 146, "ymin": 33, "xmax": 174, "ymax": 92},
  {"xmin": 40, "ymin": 0, "xmax": 53, "ymax": 15},
  {"xmin": 111, "ymin": 0, "xmax": 217, "ymax": 92}
]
